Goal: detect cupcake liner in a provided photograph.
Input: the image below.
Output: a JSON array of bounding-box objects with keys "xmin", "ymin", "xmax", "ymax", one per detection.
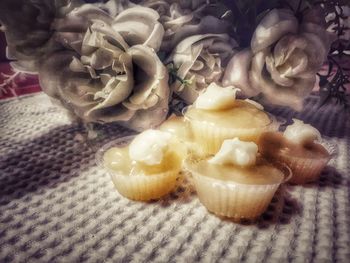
[
  {"xmin": 190, "ymin": 119, "xmax": 271, "ymax": 154},
  {"xmin": 183, "ymin": 106, "xmax": 279, "ymax": 155},
  {"xmin": 110, "ymin": 169, "xmax": 180, "ymax": 201},
  {"xmin": 275, "ymin": 138, "xmax": 335, "ymax": 184},
  {"xmin": 185, "ymin": 160, "xmax": 291, "ymax": 221},
  {"xmin": 277, "ymin": 153, "xmax": 330, "ymax": 184},
  {"xmin": 192, "ymin": 173, "xmax": 281, "ymax": 220},
  {"xmin": 259, "ymin": 133, "xmax": 336, "ymax": 185},
  {"xmin": 96, "ymin": 136, "xmax": 181, "ymax": 201}
]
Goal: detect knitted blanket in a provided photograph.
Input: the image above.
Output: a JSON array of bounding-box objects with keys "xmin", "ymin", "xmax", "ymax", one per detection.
[{"xmin": 0, "ymin": 93, "xmax": 349, "ymax": 263}]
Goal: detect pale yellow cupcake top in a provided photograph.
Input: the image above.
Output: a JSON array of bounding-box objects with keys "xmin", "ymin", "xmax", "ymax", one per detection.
[
  {"xmin": 189, "ymin": 160, "xmax": 284, "ymax": 185},
  {"xmin": 103, "ymin": 130, "xmax": 185, "ymax": 176},
  {"xmin": 259, "ymin": 131, "xmax": 329, "ymax": 160},
  {"xmin": 184, "ymin": 83, "xmax": 271, "ymax": 129},
  {"xmin": 158, "ymin": 114, "xmax": 193, "ymax": 142},
  {"xmin": 187, "ymin": 138, "xmax": 285, "ymax": 185},
  {"xmin": 185, "ymin": 100, "xmax": 271, "ymax": 129},
  {"xmin": 259, "ymin": 119, "xmax": 329, "ymax": 160},
  {"xmin": 283, "ymin": 119, "xmax": 321, "ymax": 145}
]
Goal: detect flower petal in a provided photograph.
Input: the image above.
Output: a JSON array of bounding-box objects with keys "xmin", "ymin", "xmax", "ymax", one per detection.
[
  {"xmin": 273, "ymin": 35, "xmax": 308, "ymax": 66},
  {"xmin": 222, "ymin": 49, "xmax": 259, "ymax": 97},
  {"xmin": 88, "ymin": 53, "xmax": 133, "ymax": 110},
  {"xmin": 53, "ymin": 15, "xmax": 89, "ymax": 32},
  {"xmin": 124, "ymin": 45, "xmax": 170, "ymax": 131},
  {"xmin": 301, "ymin": 32, "xmax": 328, "ymax": 70},
  {"xmin": 54, "ymin": 32, "xmax": 85, "ymax": 53},
  {"xmin": 171, "ymin": 33, "xmax": 233, "ymax": 78},
  {"xmin": 112, "ymin": 6, "xmax": 164, "ymax": 50},
  {"xmin": 69, "ymin": 56, "xmax": 86, "ymax": 72},
  {"xmin": 143, "ymin": 23, "xmax": 165, "ymax": 52},
  {"xmin": 170, "ymin": 33, "xmax": 235, "ymax": 103},
  {"xmin": 125, "ymin": 45, "xmax": 168, "ymax": 107},
  {"xmin": 265, "ymin": 54, "xmax": 294, "ymax": 87},
  {"xmin": 85, "ymin": 22, "xmax": 129, "ymax": 51},
  {"xmin": 69, "ymin": 4, "xmax": 113, "ymax": 24},
  {"xmin": 249, "ymin": 50, "xmax": 315, "ymax": 110},
  {"xmin": 251, "ymin": 9, "xmax": 298, "ymax": 53},
  {"xmin": 176, "ymin": 44, "xmax": 203, "ymax": 80},
  {"xmin": 90, "ymin": 48, "xmax": 114, "ymax": 70},
  {"xmin": 161, "ymin": 15, "xmax": 232, "ymax": 52}
]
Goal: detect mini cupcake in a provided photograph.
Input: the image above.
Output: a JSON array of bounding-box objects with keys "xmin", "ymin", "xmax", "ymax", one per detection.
[
  {"xmin": 183, "ymin": 83, "xmax": 277, "ymax": 155},
  {"xmin": 158, "ymin": 114, "xmax": 192, "ymax": 143},
  {"xmin": 159, "ymin": 114, "xmax": 205, "ymax": 157},
  {"xmin": 100, "ymin": 130, "xmax": 185, "ymax": 201},
  {"xmin": 185, "ymin": 138, "xmax": 290, "ymax": 221},
  {"xmin": 259, "ymin": 119, "xmax": 331, "ymax": 184}
]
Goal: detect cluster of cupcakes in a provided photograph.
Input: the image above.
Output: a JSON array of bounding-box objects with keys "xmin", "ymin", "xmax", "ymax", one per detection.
[{"xmin": 98, "ymin": 83, "xmax": 332, "ymax": 222}]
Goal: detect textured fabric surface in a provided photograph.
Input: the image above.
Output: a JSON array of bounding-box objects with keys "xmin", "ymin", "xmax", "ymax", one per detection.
[{"xmin": 0, "ymin": 93, "xmax": 349, "ymax": 263}]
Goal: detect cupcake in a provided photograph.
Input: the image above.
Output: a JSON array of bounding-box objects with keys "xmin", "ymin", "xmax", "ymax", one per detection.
[
  {"xmin": 159, "ymin": 114, "xmax": 205, "ymax": 157},
  {"xmin": 158, "ymin": 114, "xmax": 192, "ymax": 143},
  {"xmin": 185, "ymin": 138, "xmax": 290, "ymax": 221},
  {"xmin": 101, "ymin": 129, "xmax": 185, "ymax": 201},
  {"xmin": 259, "ymin": 119, "xmax": 331, "ymax": 184},
  {"xmin": 183, "ymin": 83, "xmax": 277, "ymax": 155}
]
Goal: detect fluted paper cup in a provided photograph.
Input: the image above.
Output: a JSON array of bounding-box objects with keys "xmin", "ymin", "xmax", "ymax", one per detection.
[
  {"xmin": 96, "ymin": 136, "xmax": 181, "ymax": 201},
  {"xmin": 184, "ymin": 159, "xmax": 291, "ymax": 221},
  {"xmin": 182, "ymin": 106, "xmax": 280, "ymax": 155},
  {"xmin": 259, "ymin": 133, "xmax": 337, "ymax": 185},
  {"xmin": 276, "ymin": 139, "xmax": 336, "ymax": 184}
]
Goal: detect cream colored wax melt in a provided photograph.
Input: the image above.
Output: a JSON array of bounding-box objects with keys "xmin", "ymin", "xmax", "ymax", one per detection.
[
  {"xmin": 283, "ymin": 119, "xmax": 321, "ymax": 145},
  {"xmin": 186, "ymin": 138, "xmax": 288, "ymax": 221},
  {"xmin": 103, "ymin": 130, "xmax": 185, "ymax": 201},
  {"xmin": 159, "ymin": 114, "xmax": 192, "ymax": 142},
  {"xmin": 259, "ymin": 119, "xmax": 330, "ymax": 184},
  {"xmin": 183, "ymin": 83, "xmax": 274, "ymax": 154},
  {"xmin": 194, "ymin": 83, "xmax": 240, "ymax": 110},
  {"xmin": 159, "ymin": 114, "xmax": 205, "ymax": 157},
  {"xmin": 208, "ymin": 138, "xmax": 258, "ymax": 166}
]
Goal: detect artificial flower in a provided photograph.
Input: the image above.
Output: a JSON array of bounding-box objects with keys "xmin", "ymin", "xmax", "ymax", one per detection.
[
  {"xmin": 52, "ymin": 0, "xmax": 134, "ymax": 52},
  {"xmin": 0, "ymin": 0, "xmax": 133, "ymax": 73},
  {"xmin": 142, "ymin": 0, "xmax": 232, "ymax": 52},
  {"xmin": 39, "ymin": 5, "xmax": 169, "ymax": 131},
  {"xmin": 169, "ymin": 33, "xmax": 237, "ymax": 103},
  {"xmin": 0, "ymin": 0, "xmax": 79, "ymax": 73},
  {"xmin": 223, "ymin": 8, "xmax": 334, "ymax": 110}
]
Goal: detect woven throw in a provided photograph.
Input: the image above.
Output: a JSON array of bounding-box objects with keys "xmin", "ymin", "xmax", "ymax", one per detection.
[{"xmin": 0, "ymin": 93, "xmax": 349, "ymax": 263}]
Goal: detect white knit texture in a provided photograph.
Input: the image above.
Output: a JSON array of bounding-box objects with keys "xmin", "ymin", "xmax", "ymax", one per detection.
[{"xmin": 0, "ymin": 93, "xmax": 349, "ymax": 262}]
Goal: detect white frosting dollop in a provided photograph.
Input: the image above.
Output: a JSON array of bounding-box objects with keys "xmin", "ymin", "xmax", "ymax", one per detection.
[
  {"xmin": 283, "ymin": 119, "xmax": 321, "ymax": 145},
  {"xmin": 244, "ymin": 99, "xmax": 264, "ymax": 110},
  {"xmin": 129, "ymin": 129, "xmax": 172, "ymax": 165},
  {"xmin": 208, "ymin": 138, "xmax": 258, "ymax": 167},
  {"xmin": 195, "ymin": 83, "xmax": 240, "ymax": 110}
]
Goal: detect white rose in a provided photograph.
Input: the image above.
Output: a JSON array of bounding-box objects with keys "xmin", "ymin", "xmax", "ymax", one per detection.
[
  {"xmin": 142, "ymin": 0, "xmax": 232, "ymax": 52},
  {"xmin": 39, "ymin": 6, "xmax": 169, "ymax": 131},
  {"xmin": 0, "ymin": 0, "xmax": 76, "ymax": 73},
  {"xmin": 223, "ymin": 8, "xmax": 334, "ymax": 110},
  {"xmin": 169, "ymin": 33, "xmax": 237, "ymax": 103}
]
